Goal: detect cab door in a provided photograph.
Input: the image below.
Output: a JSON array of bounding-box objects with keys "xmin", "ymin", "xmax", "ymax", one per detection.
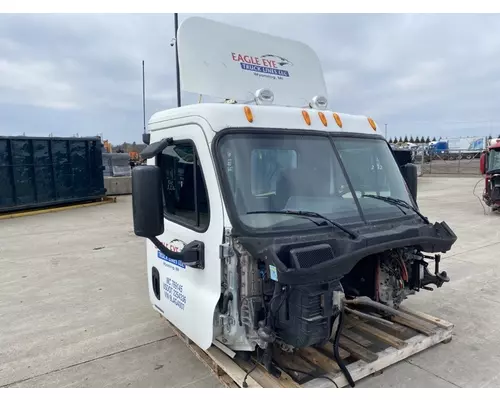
[{"xmin": 146, "ymin": 123, "xmax": 223, "ymax": 350}]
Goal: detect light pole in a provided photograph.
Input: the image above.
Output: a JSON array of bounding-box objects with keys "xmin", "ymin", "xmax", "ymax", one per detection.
[
  {"xmin": 174, "ymin": 13, "xmax": 181, "ymax": 108},
  {"xmin": 142, "ymin": 60, "xmax": 146, "ymax": 135}
]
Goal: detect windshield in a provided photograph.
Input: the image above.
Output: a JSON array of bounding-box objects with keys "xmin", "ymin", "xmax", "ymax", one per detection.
[
  {"xmin": 216, "ymin": 132, "xmax": 414, "ymax": 231},
  {"xmin": 488, "ymin": 149, "xmax": 500, "ymax": 172}
]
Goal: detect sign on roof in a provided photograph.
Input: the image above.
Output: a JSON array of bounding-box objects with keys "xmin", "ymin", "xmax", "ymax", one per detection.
[{"xmin": 177, "ymin": 17, "xmax": 328, "ymax": 107}]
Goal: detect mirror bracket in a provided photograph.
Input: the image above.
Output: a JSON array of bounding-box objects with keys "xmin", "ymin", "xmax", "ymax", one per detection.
[{"xmin": 140, "ymin": 137, "xmax": 174, "ymax": 160}]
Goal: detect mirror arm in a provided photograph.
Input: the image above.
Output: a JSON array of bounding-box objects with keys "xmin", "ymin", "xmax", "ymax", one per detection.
[
  {"xmin": 149, "ymin": 236, "xmax": 182, "ymax": 260},
  {"xmin": 140, "ymin": 137, "xmax": 174, "ymax": 160},
  {"xmin": 148, "ymin": 237, "xmax": 205, "ymax": 269}
]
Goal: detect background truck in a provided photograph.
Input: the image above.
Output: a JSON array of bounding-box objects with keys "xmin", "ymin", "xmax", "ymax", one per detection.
[
  {"xmin": 480, "ymin": 140, "xmax": 500, "ymax": 211},
  {"xmin": 428, "ymin": 136, "xmax": 488, "ymax": 160}
]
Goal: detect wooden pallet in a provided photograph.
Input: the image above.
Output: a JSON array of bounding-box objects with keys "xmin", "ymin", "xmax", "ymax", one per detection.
[{"xmin": 166, "ymin": 305, "xmax": 453, "ymax": 388}]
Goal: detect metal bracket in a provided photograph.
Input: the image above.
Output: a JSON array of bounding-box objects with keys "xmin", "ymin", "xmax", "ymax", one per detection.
[{"xmin": 219, "ymin": 243, "xmax": 235, "ymax": 259}]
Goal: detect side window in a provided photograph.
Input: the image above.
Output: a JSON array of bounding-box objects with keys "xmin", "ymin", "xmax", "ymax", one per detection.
[
  {"xmin": 251, "ymin": 149, "xmax": 297, "ymax": 196},
  {"xmin": 158, "ymin": 141, "xmax": 210, "ymax": 230}
]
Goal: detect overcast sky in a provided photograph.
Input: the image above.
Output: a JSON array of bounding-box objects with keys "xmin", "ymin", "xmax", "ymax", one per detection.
[{"xmin": 1, "ymin": 13, "xmax": 500, "ymax": 143}]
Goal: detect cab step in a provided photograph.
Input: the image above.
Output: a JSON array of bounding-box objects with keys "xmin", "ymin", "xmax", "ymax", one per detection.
[{"xmin": 164, "ymin": 306, "xmax": 454, "ymax": 388}]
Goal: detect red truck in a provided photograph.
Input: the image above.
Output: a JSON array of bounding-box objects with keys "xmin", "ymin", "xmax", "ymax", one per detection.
[{"xmin": 480, "ymin": 140, "xmax": 500, "ymax": 211}]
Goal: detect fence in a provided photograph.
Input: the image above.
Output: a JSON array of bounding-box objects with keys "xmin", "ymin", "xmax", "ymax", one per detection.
[{"xmin": 412, "ymin": 149, "xmax": 482, "ymax": 176}]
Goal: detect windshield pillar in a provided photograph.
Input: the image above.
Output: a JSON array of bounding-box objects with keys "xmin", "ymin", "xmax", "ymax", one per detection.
[{"xmin": 328, "ymin": 136, "xmax": 367, "ymax": 224}]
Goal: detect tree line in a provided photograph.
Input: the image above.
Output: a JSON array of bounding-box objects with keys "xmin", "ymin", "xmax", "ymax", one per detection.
[
  {"xmin": 388, "ymin": 135, "xmax": 498, "ymax": 144},
  {"xmin": 389, "ymin": 136, "xmax": 435, "ymax": 144}
]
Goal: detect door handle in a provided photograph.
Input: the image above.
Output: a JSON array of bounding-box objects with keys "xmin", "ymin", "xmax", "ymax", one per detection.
[{"xmin": 182, "ymin": 240, "xmax": 205, "ymax": 270}]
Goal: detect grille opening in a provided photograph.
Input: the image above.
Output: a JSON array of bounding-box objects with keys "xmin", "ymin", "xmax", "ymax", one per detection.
[{"xmin": 290, "ymin": 244, "xmax": 335, "ymax": 269}]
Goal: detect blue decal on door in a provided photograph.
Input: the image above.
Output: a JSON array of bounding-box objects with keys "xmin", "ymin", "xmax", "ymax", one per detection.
[
  {"xmin": 156, "ymin": 239, "xmax": 186, "ymax": 270},
  {"xmin": 157, "ymin": 251, "xmax": 186, "ymax": 269}
]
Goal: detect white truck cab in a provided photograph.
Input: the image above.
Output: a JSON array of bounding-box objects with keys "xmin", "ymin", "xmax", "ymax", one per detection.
[{"xmin": 132, "ymin": 16, "xmax": 457, "ymax": 379}]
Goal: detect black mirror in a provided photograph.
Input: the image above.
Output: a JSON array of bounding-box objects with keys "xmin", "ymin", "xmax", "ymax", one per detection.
[
  {"xmin": 401, "ymin": 163, "xmax": 418, "ymax": 203},
  {"xmin": 392, "ymin": 148, "xmax": 412, "ymax": 167},
  {"xmin": 132, "ymin": 165, "xmax": 164, "ymax": 238}
]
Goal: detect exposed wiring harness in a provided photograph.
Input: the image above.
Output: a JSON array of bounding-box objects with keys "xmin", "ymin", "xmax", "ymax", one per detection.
[
  {"xmin": 398, "ymin": 252, "xmax": 409, "ymax": 282},
  {"xmin": 242, "ymin": 362, "xmax": 258, "ymax": 388}
]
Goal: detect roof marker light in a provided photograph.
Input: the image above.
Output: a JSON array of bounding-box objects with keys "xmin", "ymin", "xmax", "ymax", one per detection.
[
  {"xmin": 318, "ymin": 112, "xmax": 328, "ymax": 127},
  {"xmin": 244, "ymin": 106, "xmax": 254, "ymax": 123},
  {"xmin": 333, "ymin": 113, "xmax": 343, "ymax": 128},
  {"xmin": 368, "ymin": 117, "xmax": 377, "ymax": 131},
  {"xmin": 310, "ymin": 95, "xmax": 328, "ymax": 110},
  {"xmin": 255, "ymin": 88, "xmax": 274, "ymax": 105},
  {"xmin": 302, "ymin": 110, "xmax": 311, "ymax": 126}
]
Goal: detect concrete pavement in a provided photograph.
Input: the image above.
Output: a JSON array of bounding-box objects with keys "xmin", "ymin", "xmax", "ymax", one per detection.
[{"xmin": 0, "ymin": 197, "xmax": 216, "ymax": 388}]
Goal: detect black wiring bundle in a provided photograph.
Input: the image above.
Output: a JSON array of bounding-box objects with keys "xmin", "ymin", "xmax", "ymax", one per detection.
[
  {"xmin": 332, "ymin": 309, "xmax": 355, "ymax": 387},
  {"xmin": 473, "ymin": 178, "xmax": 487, "ymax": 215}
]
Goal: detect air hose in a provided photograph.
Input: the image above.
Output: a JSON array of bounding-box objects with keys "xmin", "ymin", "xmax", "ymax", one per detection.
[{"xmin": 333, "ymin": 309, "xmax": 355, "ymax": 388}]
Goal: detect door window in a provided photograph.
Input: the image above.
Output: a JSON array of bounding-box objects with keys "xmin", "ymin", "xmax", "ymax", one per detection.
[{"xmin": 158, "ymin": 142, "xmax": 210, "ymax": 231}]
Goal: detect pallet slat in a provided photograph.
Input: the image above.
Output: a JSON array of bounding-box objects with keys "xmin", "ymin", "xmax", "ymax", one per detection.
[
  {"xmin": 366, "ymin": 310, "xmax": 441, "ymax": 340},
  {"xmin": 339, "ymin": 336, "xmax": 379, "ymax": 363},
  {"xmin": 167, "ymin": 321, "xmax": 262, "ymax": 388},
  {"xmin": 317, "ymin": 343, "xmax": 351, "ymax": 360},
  {"xmin": 303, "ymin": 326, "xmax": 453, "ymax": 388},
  {"xmin": 206, "ymin": 347, "xmax": 263, "ymax": 388},
  {"xmin": 272, "ymin": 348, "xmax": 318, "ymax": 382},
  {"xmin": 389, "ymin": 315, "xmax": 436, "ymax": 336},
  {"xmin": 341, "ymin": 329, "xmax": 373, "ymax": 347},
  {"xmin": 348, "ymin": 318, "xmax": 408, "ymax": 349},
  {"xmin": 397, "ymin": 306, "xmax": 454, "ymax": 330},
  {"xmin": 298, "ymin": 347, "xmax": 340, "ymax": 373}
]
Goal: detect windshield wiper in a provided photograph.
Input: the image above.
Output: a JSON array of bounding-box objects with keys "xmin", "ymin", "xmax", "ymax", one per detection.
[
  {"xmin": 246, "ymin": 210, "xmax": 358, "ymax": 239},
  {"xmin": 362, "ymin": 194, "xmax": 430, "ymax": 224}
]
